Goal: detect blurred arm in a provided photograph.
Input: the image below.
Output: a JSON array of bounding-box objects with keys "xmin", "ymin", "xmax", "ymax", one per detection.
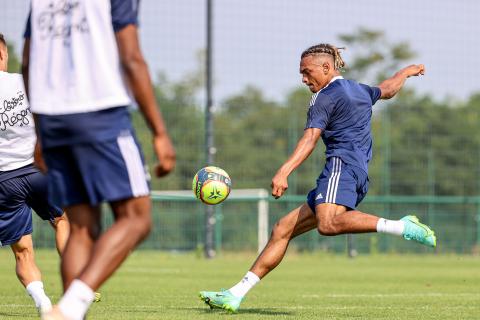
[
  {"xmin": 21, "ymin": 38, "xmax": 30, "ymax": 98},
  {"xmin": 378, "ymin": 64, "xmax": 425, "ymax": 99},
  {"xmin": 115, "ymin": 25, "xmax": 175, "ymax": 177},
  {"xmin": 21, "ymin": 38, "xmax": 47, "ymax": 172}
]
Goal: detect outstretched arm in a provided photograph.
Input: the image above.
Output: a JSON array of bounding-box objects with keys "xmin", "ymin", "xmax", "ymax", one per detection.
[
  {"xmin": 271, "ymin": 128, "xmax": 322, "ymax": 199},
  {"xmin": 378, "ymin": 64, "xmax": 425, "ymax": 99},
  {"xmin": 115, "ymin": 25, "xmax": 176, "ymax": 177}
]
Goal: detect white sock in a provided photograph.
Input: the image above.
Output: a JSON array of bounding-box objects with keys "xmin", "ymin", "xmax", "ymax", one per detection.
[
  {"xmin": 58, "ymin": 279, "xmax": 95, "ymax": 320},
  {"xmin": 376, "ymin": 218, "xmax": 405, "ymax": 236},
  {"xmin": 228, "ymin": 271, "xmax": 260, "ymax": 298},
  {"xmin": 26, "ymin": 281, "xmax": 52, "ymax": 311}
]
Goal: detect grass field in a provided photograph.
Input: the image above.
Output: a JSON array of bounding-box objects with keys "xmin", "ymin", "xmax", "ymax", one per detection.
[{"xmin": 0, "ymin": 249, "xmax": 479, "ymax": 319}]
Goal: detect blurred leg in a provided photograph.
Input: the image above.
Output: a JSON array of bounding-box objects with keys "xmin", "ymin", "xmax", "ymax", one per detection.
[
  {"xmin": 61, "ymin": 204, "xmax": 101, "ymax": 291},
  {"xmin": 50, "ymin": 213, "xmax": 70, "ymax": 256},
  {"xmin": 78, "ymin": 196, "xmax": 152, "ymax": 290}
]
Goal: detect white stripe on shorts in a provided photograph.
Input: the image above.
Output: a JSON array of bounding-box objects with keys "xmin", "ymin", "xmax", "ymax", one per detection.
[
  {"xmin": 117, "ymin": 134, "xmax": 149, "ymax": 197},
  {"xmin": 326, "ymin": 157, "xmax": 342, "ymax": 203}
]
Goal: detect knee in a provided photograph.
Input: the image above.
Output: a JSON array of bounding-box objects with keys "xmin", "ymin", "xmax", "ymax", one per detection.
[
  {"xmin": 13, "ymin": 246, "xmax": 34, "ymax": 263},
  {"xmin": 53, "ymin": 213, "xmax": 68, "ymax": 227},
  {"xmin": 317, "ymin": 220, "xmax": 340, "ymax": 236},
  {"xmin": 270, "ymin": 219, "xmax": 292, "ymax": 241},
  {"xmin": 124, "ymin": 212, "xmax": 152, "ymax": 240},
  {"xmin": 135, "ymin": 214, "xmax": 152, "ymax": 239}
]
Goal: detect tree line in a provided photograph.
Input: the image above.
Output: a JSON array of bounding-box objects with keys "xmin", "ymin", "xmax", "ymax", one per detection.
[{"xmin": 9, "ymin": 29, "xmax": 480, "ymax": 198}]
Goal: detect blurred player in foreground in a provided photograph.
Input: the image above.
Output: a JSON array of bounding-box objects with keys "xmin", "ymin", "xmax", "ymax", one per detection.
[
  {"xmin": 23, "ymin": 1, "xmax": 175, "ymax": 319},
  {"xmin": 0, "ymin": 33, "xmax": 69, "ymax": 315},
  {"xmin": 200, "ymin": 43, "xmax": 436, "ymax": 312}
]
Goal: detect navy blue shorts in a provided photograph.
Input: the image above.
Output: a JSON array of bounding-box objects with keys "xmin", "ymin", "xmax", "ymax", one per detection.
[
  {"xmin": 307, "ymin": 156, "xmax": 369, "ymax": 212},
  {"xmin": 42, "ymin": 131, "xmax": 150, "ymax": 207},
  {"xmin": 0, "ymin": 171, "xmax": 63, "ymax": 247}
]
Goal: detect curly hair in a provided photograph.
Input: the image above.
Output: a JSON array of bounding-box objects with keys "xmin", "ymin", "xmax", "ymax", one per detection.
[{"xmin": 301, "ymin": 44, "xmax": 346, "ymax": 70}]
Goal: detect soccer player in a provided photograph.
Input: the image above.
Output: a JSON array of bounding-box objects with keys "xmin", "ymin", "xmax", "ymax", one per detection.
[
  {"xmin": 199, "ymin": 44, "xmax": 436, "ymax": 312},
  {"xmin": 23, "ymin": 1, "xmax": 175, "ymax": 319},
  {"xmin": 0, "ymin": 33, "xmax": 69, "ymax": 315}
]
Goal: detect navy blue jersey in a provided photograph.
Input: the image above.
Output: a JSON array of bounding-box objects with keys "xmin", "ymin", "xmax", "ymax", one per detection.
[{"xmin": 305, "ymin": 77, "xmax": 381, "ymax": 173}]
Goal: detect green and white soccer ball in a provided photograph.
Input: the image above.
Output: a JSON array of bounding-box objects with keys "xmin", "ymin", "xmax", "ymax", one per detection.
[{"xmin": 192, "ymin": 166, "xmax": 232, "ymax": 205}]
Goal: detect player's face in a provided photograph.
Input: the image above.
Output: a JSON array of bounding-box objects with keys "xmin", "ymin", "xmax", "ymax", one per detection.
[{"xmin": 300, "ymin": 55, "xmax": 330, "ymax": 93}]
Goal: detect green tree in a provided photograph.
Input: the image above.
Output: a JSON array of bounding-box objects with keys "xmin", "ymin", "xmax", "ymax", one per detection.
[
  {"xmin": 7, "ymin": 44, "xmax": 21, "ymax": 73},
  {"xmin": 339, "ymin": 27, "xmax": 416, "ymax": 83}
]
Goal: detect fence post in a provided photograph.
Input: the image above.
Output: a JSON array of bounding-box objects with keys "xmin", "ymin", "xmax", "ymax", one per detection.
[
  {"xmin": 427, "ymin": 148, "xmax": 435, "ymax": 228},
  {"xmin": 258, "ymin": 189, "xmax": 269, "ymax": 254},
  {"xmin": 476, "ymin": 202, "xmax": 480, "ymax": 249},
  {"xmin": 215, "ymin": 205, "xmax": 223, "ymax": 252}
]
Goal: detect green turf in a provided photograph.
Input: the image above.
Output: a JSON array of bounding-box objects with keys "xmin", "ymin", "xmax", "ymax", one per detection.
[{"xmin": 0, "ymin": 249, "xmax": 479, "ymax": 319}]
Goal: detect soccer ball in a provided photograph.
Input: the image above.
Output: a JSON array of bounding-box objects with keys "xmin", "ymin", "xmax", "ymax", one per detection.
[{"xmin": 192, "ymin": 166, "xmax": 232, "ymax": 205}]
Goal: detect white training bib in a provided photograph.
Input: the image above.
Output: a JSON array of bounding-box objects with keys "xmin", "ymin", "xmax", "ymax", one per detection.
[
  {"xmin": 0, "ymin": 72, "xmax": 35, "ymax": 171},
  {"xmin": 28, "ymin": 0, "xmax": 131, "ymax": 115}
]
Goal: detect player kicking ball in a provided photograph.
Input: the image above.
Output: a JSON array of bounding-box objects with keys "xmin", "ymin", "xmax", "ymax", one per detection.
[{"xmin": 199, "ymin": 43, "xmax": 436, "ymax": 312}]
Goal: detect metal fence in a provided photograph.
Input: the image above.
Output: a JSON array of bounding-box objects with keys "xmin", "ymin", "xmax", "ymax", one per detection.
[
  {"xmin": 31, "ymin": 193, "xmax": 480, "ymax": 254},
  {"xmin": 2, "ymin": 1, "xmax": 480, "ymax": 255}
]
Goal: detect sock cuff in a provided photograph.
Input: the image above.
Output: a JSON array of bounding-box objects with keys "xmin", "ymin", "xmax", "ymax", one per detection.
[
  {"xmin": 376, "ymin": 218, "xmax": 386, "ymax": 233},
  {"xmin": 58, "ymin": 280, "xmax": 95, "ymax": 320},
  {"xmin": 71, "ymin": 279, "xmax": 95, "ymax": 301},
  {"xmin": 246, "ymin": 271, "xmax": 260, "ymax": 283},
  {"xmin": 26, "ymin": 281, "xmax": 44, "ymax": 292}
]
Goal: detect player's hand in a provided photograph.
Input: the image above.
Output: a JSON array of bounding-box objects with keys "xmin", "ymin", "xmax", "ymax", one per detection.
[
  {"xmin": 406, "ymin": 64, "xmax": 425, "ymax": 77},
  {"xmin": 33, "ymin": 140, "xmax": 48, "ymax": 173},
  {"xmin": 271, "ymin": 172, "xmax": 288, "ymax": 199},
  {"xmin": 153, "ymin": 134, "xmax": 176, "ymax": 177}
]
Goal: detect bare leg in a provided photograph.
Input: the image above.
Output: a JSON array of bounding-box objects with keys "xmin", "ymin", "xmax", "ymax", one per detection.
[
  {"xmin": 11, "ymin": 234, "xmax": 52, "ymax": 312},
  {"xmin": 315, "ymin": 203, "xmax": 379, "ymax": 235},
  {"xmin": 50, "ymin": 213, "xmax": 70, "ymax": 256},
  {"xmin": 250, "ymin": 203, "xmax": 317, "ymax": 279},
  {"xmin": 61, "ymin": 204, "xmax": 101, "ymax": 291},
  {"xmin": 52, "ymin": 198, "xmax": 150, "ymax": 320},
  {"xmin": 78, "ymin": 196, "xmax": 151, "ymax": 290},
  {"xmin": 10, "ymin": 234, "xmax": 41, "ymax": 287}
]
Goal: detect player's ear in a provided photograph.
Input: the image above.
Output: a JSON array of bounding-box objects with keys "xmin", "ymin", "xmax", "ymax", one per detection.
[{"xmin": 322, "ymin": 61, "xmax": 330, "ymax": 75}]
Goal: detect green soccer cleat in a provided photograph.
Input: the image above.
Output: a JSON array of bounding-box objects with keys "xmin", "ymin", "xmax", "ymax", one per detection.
[
  {"xmin": 199, "ymin": 290, "xmax": 243, "ymax": 313},
  {"xmin": 401, "ymin": 215, "xmax": 436, "ymax": 247}
]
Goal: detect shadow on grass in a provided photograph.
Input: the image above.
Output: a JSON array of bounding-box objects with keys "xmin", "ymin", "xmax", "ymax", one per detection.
[{"xmin": 185, "ymin": 307, "xmax": 294, "ymax": 316}]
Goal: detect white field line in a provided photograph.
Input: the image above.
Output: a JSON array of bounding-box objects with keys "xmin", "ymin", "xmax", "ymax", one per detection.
[
  {"xmin": 2, "ymin": 304, "xmax": 479, "ymax": 311},
  {"xmin": 301, "ymin": 292, "xmax": 480, "ymax": 298}
]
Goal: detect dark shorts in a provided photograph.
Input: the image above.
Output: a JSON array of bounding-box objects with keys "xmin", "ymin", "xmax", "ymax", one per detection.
[
  {"xmin": 42, "ymin": 131, "xmax": 150, "ymax": 207},
  {"xmin": 37, "ymin": 107, "xmax": 150, "ymax": 207},
  {"xmin": 0, "ymin": 171, "xmax": 63, "ymax": 247},
  {"xmin": 307, "ymin": 156, "xmax": 369, "ymax": 212}
]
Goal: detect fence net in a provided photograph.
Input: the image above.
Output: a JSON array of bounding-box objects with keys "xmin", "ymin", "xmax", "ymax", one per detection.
[{"xmin": 1, "ymin": 1, "xmax": 480, "ymax": 254}]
